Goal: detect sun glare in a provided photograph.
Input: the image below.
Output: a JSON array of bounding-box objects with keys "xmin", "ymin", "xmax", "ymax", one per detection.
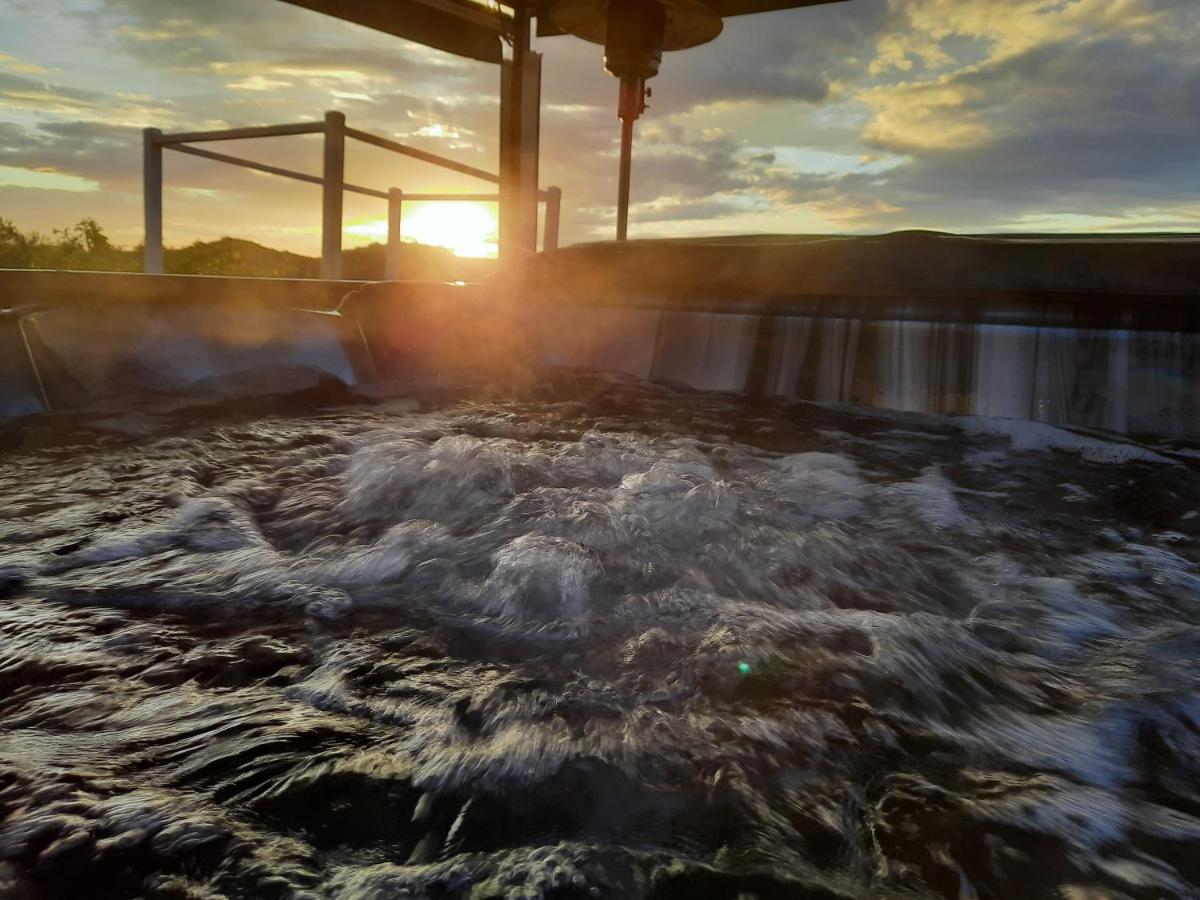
[{"xmin": 346, "ymin": 202, "xmax": 498, "ymax": 258}]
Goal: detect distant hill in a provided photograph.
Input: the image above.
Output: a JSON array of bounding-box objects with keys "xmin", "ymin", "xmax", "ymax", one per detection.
[
  {"xmin": 0, "ymin": 218, "xmax": 497, "ymax": 282},
  {"xmin": 166, "ymin": 236, "xmax": 497, "ymax": 282}
]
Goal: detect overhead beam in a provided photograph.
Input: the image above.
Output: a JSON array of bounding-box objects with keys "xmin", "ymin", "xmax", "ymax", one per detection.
[
  {"xmin": 277, "ymin": 0, "xmax": 505, "ymax": 64},
  {"xmin": 706, "ymin": 0, "xmax": 848, "ymax": 15},
  {"xmin": 535, "ymin": 0, "xmax": 849, "ymax": 37}
]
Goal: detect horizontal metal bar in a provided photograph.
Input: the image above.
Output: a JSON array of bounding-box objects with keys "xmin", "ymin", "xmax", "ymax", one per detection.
[
  {"xmin": 344, "ymin": 183, "xmax": 389, "ymax": 200},
  {"xmin": 384, "ymin": 194, "xmax": 552, "ymax": 202},
  {"xmin": 165, "ymin": 144, "xmax": 388, "ymax": 199},
  {"xmin": 345, "ymin": 127, "xmax": 499, "ymax": 184},
  {"xmin": 398, "ymin": 193, "xmax": 498, "ymax": 202},
  {"xmin": 156, "ymin": 121, "xmax": 325, "ymax": 145},
  {"xmin": 167, "ymin": 143, "xmax": 325, "ymax": 185},
  {"xmin": 164, "ymin": 131, "xmax": 546, "ymax": 205},
  {"xmin": 370, "ymin": 192, "xmax": 554, "ymax": 201}
]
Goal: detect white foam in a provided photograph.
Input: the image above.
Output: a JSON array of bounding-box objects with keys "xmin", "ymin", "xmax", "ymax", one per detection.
[
  {"xmin": 958, "ymin": 416, "xmax": 1177, "ymax": 465},
  {"xmin": 300, "ymin": 521, "xmax": 455, "ymax": 588},
  {"xmin": 882, "ymin": 467, "xmax": 973, "ymax": 531},
  {"xmin": 338, "ymin": 432, "xmax": 516, "ymax": 529},
  {"xmin": 1077, "ymin": 544, "xmax": 1200, "ymax": 596},
  {"xmin": 477, "ymin": 535, "xmax": 599, "ymax": 628},
  {"xmin": 1059, "ymin": 483, "xmax": 1095, "ymax": 504},
  {"xmin": 757, "ymin": 451, "xmax": 867, "ymax": 524}
]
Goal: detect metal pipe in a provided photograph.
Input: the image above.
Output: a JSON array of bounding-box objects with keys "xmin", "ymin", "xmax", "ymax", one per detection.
[
  {"xmin": 167, "ymin": 144, "xmax": 319, "ymax": 187},
  {"xmin": 155, "ymin": 121, "xmax": 324, "ymax": 145},
  {"xmin": 166, "ymin": 144, "xmax": 388, "ymax": 198},
  {"xmin": 392, "ymin": 192, "xmax": 498, "ymax": 201},
  {"xmin": 386, "ymin": 188, "xmax": 403, "ymax": 281},
  {"xmin": 543, "ymin": 185, "xmax": 562, "ymax": 252},
  {"xmin": 142, "ymin": 127, "xmax": 164, "ymax": 273},
  {"xmin": 150, "ymin": 111, "xmax": 554, "ymax": 266},
  {"xmin": 499, "ymin": 5, "xmax": 538, "ymax": 263},
  {"xmin": 346, "ymin": 127, "xmax": 499, "ymax": 184},
  {"xmin": 616, "ymin": 110, "xmax": 635, "ymax": 242},
  {"xmin": 321, "ymin": 111, "xmax": 346, "ymax": 280},
  {"xmin": 169, "ymin": 141, "xmax": 509, "ymax": 203},
  {"xmin": 16, "ymin": 316, "xmax": 51, "ymax": 413}
]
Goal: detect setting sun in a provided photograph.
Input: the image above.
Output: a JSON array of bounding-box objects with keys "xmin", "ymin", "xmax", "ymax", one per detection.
[{"xmin": 347, "ymin": 201, "xmax": 498, "ymax": 259}]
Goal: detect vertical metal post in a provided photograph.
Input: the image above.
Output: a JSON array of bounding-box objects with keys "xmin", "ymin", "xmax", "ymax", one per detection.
[
  {"xmin": 498, "ymin": 17, "xmax": 525, "ymax": 263},
  {"xmin": 321, "ymin": 110, "xmax": 345, "ymax": 280},
  {"xmin": 386, "ymin": 188, "xmax": 403, "ymax": 281},
  {"xmin": 543, "ymin": 186, "xmax": 561, "ymax": 252},
  {"xmin": 500, "ymin": 8, "xmax": 541, "ymax": 263},
  {"xmin": 615, "ymin": 74, "xmax": 646, "ymax": 242},
  {"xmin": 520, "ymin": 52, "xmax": 542, "ymax": 253},
  {"xmin": 616, "ymin": 114, "xmax": 634, "ymax": 241},
  {"xmin": 142, "ymin": 127, "xmax": 164, "ymax": 273}
]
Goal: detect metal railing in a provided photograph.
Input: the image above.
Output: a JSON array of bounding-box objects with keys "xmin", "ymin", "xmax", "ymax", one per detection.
[{"xmin": 143, "ymin": 110, "xmax": 562, "ymax": 279}]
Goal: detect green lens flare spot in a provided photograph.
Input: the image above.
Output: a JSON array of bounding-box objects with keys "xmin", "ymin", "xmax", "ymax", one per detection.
[{"xmin": 737, "ymin": 661, "xmax": 751, "ymax": 675}]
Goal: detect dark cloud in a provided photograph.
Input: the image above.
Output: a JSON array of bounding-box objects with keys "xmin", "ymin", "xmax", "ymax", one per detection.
[
  {"xmin": 535, "ymin": 0, "xmax": 887, "ymax": 113},
  {"xmin": 0, "ymin": 120, "xmax": 139, "ymax": 188},
  {"xmin": 0, "ymin": 71, "xmax": 104, "ymax": 115},
  {"xmin": 850, "ymin": 6, "xmax": 1200, "ymax": 228}
]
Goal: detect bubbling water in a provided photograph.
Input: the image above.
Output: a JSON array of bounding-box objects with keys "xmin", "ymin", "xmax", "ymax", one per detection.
[{"xmin": 1, "ymin": 371, "xmax": 1199, "ymax": 899}]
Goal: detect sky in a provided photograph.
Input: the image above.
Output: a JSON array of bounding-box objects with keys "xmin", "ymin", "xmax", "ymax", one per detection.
[{"xmin": 0, "ymin": 0, "xmax": 1197, "ymax": 257}]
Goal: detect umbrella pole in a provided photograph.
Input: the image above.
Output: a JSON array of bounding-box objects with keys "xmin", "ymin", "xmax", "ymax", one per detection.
[
  {"xmin": 616, "ymin": 113, "xmax": 635, "ymax": 241},
  {"xmin": 615, "ymin": 75, "xmax": 644, "ymax": 241}
]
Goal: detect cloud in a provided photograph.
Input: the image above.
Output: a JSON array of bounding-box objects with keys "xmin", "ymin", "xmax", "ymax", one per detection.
[
  {"xmin": 227, "ymin": 75, "xmax": 293, "ymax": 92},
  {"xmin": 859, "ymin": 78, "xmax": 993, "ymax": 151},
  {"xmin": 0, "ymin": 71, "xmax": 102, "ymax": 116},
  {"xmin": 0, "ymin": 52, "xmax": 50, "ymax": 76},
  {"xmin": 0, "ymin": 120, "xmax": 139, "ymax": 188},
  {"xmin": 0, "ymin": 0, "xmax": 1197, "ymax": 248},
  {"xmin": 852, "ymin": 2, "xmax": 1200, "ymax": 220}
]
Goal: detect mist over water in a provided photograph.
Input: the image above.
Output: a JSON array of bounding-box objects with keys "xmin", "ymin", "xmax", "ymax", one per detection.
[{"xmin": 2, "ymin": 371, "xmax": 1200, "ymax": 899}]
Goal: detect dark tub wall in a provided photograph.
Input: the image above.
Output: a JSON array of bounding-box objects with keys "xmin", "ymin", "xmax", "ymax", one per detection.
[
  {"xmin": 519, "ymin": 233, "xmax": 1200, "ymax": 438},
  {"xmin": 522, "ymin": 232, "xmax": 1200, "ymax": 306},
  {"xmin": 0, "ymin": 272, "xmax": 376, "ymax": 414},
  {"xmin": 0, "ymin": 272, "xmax": 517, "ymax": 416},
  {"xmin": 4, "ymin": 233, "xmax": 1199, "ymax": 438},
  {"xmin": 0, "ymin": 309, "xmax": 47, "ymax": 418}
]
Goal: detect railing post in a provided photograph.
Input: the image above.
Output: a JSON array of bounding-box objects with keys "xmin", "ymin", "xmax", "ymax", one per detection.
[
  {"xmin": 543, "ymin": 186, "xmax": 561, "ymax": 252},
  {"xmin": 142, "ymin": 127, "xmax": 164, "ymax": 274},
  {"xmin": 386, "ymin": 188, "xmax": 403, "ymax": 281},
  {"xmin": 499, "ymin": 7, "xmax": 541, "ymax": 264},
  {"xmin": 321, "ymin": 110, "xmax": 345, "ymax": 280}
]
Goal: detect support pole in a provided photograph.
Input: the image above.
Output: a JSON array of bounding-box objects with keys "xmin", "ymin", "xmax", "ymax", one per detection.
[
  {"xmin": 519, "ymin": 52, "xmax": 542, "ymax": 253},
  {"xmin": 616, "ymin": 115, "xmax": 634, "ymax": 242},
  {"xmin": 321, "ymin": 110, "xmax": 346, "ymax": 280},
  {"xmin": 543, "ymin": 186, "xmax": 561, "ymax": 252},
  {"xmin": 386, "ymin": 188, "xmax": 403, "ymax": 281},
  {"xmin": 615, "ymin": 75, "xmax": 645, "ymax": 242},
  {"xmin": 142, "ymin": 128, "xmax": 164, "ymax": 273},
  {"xmin": 499, "ymin": 8, "xmax": 541, "ymax": 263}
]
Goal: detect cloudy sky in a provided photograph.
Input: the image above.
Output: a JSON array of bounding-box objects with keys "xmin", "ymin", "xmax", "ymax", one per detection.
[{"xmin": 0, "ymin": 0, "xmax": 1197, "ymax": 256}]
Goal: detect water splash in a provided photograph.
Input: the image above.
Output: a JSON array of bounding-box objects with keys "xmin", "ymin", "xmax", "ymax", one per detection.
[{"xmin": 1, "ymin": 372, "xmax": 1198, "ymax": 898}]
